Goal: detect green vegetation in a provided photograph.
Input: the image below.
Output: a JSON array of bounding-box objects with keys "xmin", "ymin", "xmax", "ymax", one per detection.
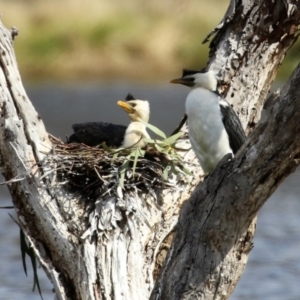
[
  {"xmin": 102, "ymin": 120, "xmax": 191, "ymax": 188},
  {"xmin": 1, "ymin": 0, "xmax": 298, "ymax": 82}
]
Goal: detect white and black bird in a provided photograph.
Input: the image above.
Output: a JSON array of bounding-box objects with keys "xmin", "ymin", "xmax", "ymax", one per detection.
[
  {"xmin": 68, "ymin": 93, "xmax": 150, "ymax": 148},
  {"xmin": 171, "ymin": 69, "xmax": 246, "ymax": 173}
]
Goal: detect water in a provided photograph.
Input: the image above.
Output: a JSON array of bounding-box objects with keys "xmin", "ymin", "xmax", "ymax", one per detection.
[{"xmin": 0, "ymin": 83, "xmax": 299, "ymax": 299}]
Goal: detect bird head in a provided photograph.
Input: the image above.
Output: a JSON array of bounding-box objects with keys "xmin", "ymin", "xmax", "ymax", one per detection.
[
  {"xmin": 170, "ymin": 69, "xmax": 218, "ymax": 92},
  {"xmin": 117, "ymin": 93, "xmax": 150, "ymax": 122}
]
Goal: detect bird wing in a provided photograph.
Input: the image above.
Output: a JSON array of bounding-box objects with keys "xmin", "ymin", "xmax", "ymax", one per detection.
[
  {"xmin": 69, "ymin": 122, "xmax": 127, "ymax": 147},
  {"xmin": 219, "ymin": 98, "xmax": 246, "ymax": 154}
]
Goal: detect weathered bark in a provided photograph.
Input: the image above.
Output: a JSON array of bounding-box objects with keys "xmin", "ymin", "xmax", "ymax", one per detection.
[
  {"xmin": 209, "ymin": 0, "xmax": 300, "ymax": 132},
  {"xmin": 150, "ymin": 1, "xmax": 300, "ymax": 299},
  {"xmin": 151, "ymin": 65, "xmax": 300, "ymax": 299},
  {"xmin": 0, "ymin": 20, "xmax": 202, "ymax": 300},
  {"xmin": 0, "ymin": 0, "xmax": 299, "ymax": 300}
]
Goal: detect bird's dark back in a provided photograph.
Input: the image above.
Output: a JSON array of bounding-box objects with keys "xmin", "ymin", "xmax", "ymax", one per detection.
[{"xmin": 68, "ymin": 122, "xmax": 127, "ymax": 147}]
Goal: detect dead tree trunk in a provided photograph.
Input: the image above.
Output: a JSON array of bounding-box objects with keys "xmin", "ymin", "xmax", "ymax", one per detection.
[
  {"xmin": 0, "ymin": 1, "xmax": 299, "ymax": 299},
  {"xmin": 151, "ymin": 66, "xmax": 300, "ymax": 299}
]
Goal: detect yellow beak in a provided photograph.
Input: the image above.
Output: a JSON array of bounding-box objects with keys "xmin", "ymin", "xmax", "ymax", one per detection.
[
  {"xmin": 170, "ymin": 78, "xmax": 185, "ymax": 84},
  {"xmin": 117, "ymin": 100, "xmax": 135, "ymax": 114},
  {"xmin": 170, "ymin": 77, "xmax": 194, "ymax": 87}
]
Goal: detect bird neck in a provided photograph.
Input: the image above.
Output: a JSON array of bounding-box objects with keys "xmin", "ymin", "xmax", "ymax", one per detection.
[
  {"xmin": 193, "ymin": 71, "xmax": 218, "ymax": 92},
  {"xmin": 130, "ymin": 114, "xmax": 149, "ymax": 123}
]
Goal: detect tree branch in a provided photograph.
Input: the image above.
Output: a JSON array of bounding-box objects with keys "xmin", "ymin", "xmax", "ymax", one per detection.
[
  {"xmin": 0, "ymin": 0, "xmax": 299, "ymax": 299},
  {"xmin": 208, "ymin": 0, "xmax": 300, "ymax": 132},
  {"xmin": 151, "ymin": 63, "xmax": 300, "ymax": 299}
]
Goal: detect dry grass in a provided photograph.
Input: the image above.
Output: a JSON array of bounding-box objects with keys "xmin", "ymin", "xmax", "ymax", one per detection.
[
  {"xmin": 46, "ymin": 133, "xmax": 189, "ymax": 237},
  {"xmin": 1, "ymin": 0, "xmax": 228, "ymax": 81}
]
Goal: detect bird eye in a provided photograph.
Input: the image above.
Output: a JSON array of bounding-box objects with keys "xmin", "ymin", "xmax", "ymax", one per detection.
[{"xmin": 130, "ymin": 103, "xmax": 136, "ymax": 108}]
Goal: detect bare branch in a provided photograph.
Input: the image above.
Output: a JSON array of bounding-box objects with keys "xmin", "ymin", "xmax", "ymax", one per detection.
[
  {"xmin": 151, "ymin": 63, "xmax": 300, "ymax": 299},
  {"xmin": 0, "ymin": 0, "xmax": 299, "ymax": 299}
]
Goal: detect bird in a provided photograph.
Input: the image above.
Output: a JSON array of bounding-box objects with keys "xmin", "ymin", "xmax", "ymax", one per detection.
[
  {"xmin": 68, "ymin": 93, "xmax": 150, "ymax": 148},
  {"xmin": 170, "ymin": 69, "xmax": 246, "ymax": 173},
  {"xmin": 117, "ymin": 95, "xmax": 150, "ymax": 148}
]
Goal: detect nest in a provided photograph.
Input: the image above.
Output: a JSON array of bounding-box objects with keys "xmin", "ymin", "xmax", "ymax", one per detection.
[{"xmin": 43, "ymin": 135, "xmax": 189, "ymax": 239}]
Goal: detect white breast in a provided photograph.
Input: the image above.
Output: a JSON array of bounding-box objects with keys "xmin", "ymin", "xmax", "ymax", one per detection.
[
  {"xmin": 122, "ymin": 122, "xmax": 149, "ymax": 148},
  {"xmin": 185, "ymin": 88, "xmax": 232, "ymax": 173}
]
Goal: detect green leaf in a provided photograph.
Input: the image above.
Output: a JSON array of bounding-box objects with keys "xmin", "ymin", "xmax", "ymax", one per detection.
[
  {"xmin": 168, "ymin": 149, "xmax": 184, "ymax": 163},
  {"xmin": 154, "ymin": 143, "xmax": 165, "ymax": 152},
  {"xmin": 129, "ymin": 147, "xmax": 145, "ymax": 176},
  {"xmin": 20, "ymin": 229, "xmax": 28, "ymax": 276},
  {"xmin": 170, "ymin": 163, "xmax": 179, "ymax": 175},
  {"xmin": 137, "ymin": 118, "xmax": 166, "ymax": 139},
  {"xmin": 143, "ymin": 138, "xmax": 156, "ymax": 144},
  {"xmin": 119, "ymin": 159, "xmax": 130, "ymax": 188},
  {"xmin": 155, "ymin": 140, "xmax": 167, "ymax": 147},
  {"xmin": 163, "ymin": 131, "xmax": 184, "ymax": 145},
  {"xmin": 131, "ymin": 149, "xmax": 140, "ymax": 176},
  {"xmin": 29, "ymin": 246, "xmax": 43, "ymax": 299},
  {"xmin": 101, "ymin": 142, "xmax": 113, "ymax": 152},
  {"xmin": 180, "ymin": 165, "xmax": 193, "ymax": 176},
  {"xmin": 163, "ymin": 165, "xmax": 171, "ymax": 180},
  {"xmin": 138, "ymin": 148, "xmax": 145, "ymax": 156},
  {"xmin": 20, "ymin": 229, "xmax": 43, "ymax": 299},
  {"xmin": 112, "ymin": 151, "xmax": 120, "ymax": 161}
]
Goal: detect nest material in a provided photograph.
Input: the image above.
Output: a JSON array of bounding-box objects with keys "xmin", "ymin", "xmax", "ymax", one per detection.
[
  {"xmin": 45, "ymin": 135, "xmax": 187, "ymax": 238},
  {"xmin": 47, "ymin": 135, "xmax": 177, "ymax": 199}
]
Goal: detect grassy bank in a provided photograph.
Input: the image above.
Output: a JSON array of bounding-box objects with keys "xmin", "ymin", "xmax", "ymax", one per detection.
[{"xmin": 1, "ymin": 0, "xmax": 299, "ymax": 82}]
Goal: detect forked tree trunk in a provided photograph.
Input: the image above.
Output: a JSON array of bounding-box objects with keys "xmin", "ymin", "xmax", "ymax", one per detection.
[{"xmin": 0, "ymin": 1, "xmax": 299, "ymax": 299}]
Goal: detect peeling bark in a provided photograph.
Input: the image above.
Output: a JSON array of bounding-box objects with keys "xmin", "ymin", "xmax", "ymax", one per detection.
[
  {"xmin": 0, "ymin": 0, "xmax": 299, "ymax": 299},
  {"xmin": 151, "ymin": 65, "xmax": 300, "ymax": 299},
  {"xmin": 208, "ymin": 0, "xmax": 300, "ymax": 132}
]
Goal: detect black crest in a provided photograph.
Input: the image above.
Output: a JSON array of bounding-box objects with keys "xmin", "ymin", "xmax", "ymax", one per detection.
[
  {"xmin": 125, "ymin": 93, "xmax": 136, "ymax": 101},
  {"xmin": 182, "ymin": 68, "xmax": 206, "ymax": 77}
]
